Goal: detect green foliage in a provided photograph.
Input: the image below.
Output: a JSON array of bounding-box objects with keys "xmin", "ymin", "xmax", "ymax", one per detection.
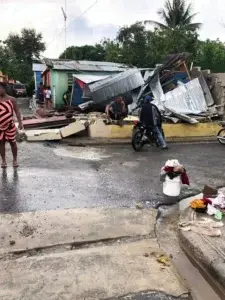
[
  {"xmin": 0, "ymin": 28, "xmax": 45, "ymax": 85},
  {"xmin": 195, "ymin": 39, "xmax": 225, "ymax": 72},
  {"xmin": 59, "ymin": 44, "xmax": 106, "ymax": 61},
  {"xmin": 145, "ymin": 0, "xmax": 201, "ymax": 31},
  {"xmin": 116, "ymin": 23, "xmax": 150, "ymax": 67},
  {"xmin": 147, "ymin": 28, "xmax": 199, "ymax": 65}
]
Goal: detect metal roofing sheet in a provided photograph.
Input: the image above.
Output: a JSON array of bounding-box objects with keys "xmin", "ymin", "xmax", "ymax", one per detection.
[
  {"xmin": 164, "ymin": 78, "xmax": 208, "ymax": 114},
  {"xmin": 44, "ymin": 59, "xmax": 129, "ymax": 72},
  {"xmin": 73, "ymin": 74, "xmax": 110, "ymax": 84},
  {"xmin": 89, "ymin": 69, "xmax": 145, "ymax": 103},
  {"xmin": 32, "ymin": 63, "xmax": 46, "ymax": 72}
]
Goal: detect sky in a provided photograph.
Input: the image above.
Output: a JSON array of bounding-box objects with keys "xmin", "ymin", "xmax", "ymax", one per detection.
[{"xmin": 1, "ymin": 0, "xmax": 225, "ymax": 58}]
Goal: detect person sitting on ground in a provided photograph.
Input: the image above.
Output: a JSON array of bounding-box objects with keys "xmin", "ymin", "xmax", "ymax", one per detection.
[
  {"xmin": 63, "ymin": 86, "xmax": 72, "ymax": 107},
  {"xmin": 105, "ymin": 96, "xmax": 128, "ymax": 122},
  {"xmin": 45, "ymin": 86, "xmax": 52, "ymax": 109},
  {"xmin": 139, "ymin": 95, "xmax": 168, "ymax": 150},
  {"xmin": 0, "ymin": 82, "xmax": 23, "ymax": 168}
]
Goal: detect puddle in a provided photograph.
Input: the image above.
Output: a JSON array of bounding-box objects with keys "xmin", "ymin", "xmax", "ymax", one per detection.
[
  {"xmin": 122, "ymin": 161, "xmax": 140, "ymax": 168},
  {"xmin": 53, "ymin": 147, "xmax": 111, "ymax": 161}
]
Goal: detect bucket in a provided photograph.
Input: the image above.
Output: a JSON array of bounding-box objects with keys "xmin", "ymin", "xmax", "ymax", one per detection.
[{"xmin": 163, "ymin": 175, "xmax": 181, "ymax": 197}]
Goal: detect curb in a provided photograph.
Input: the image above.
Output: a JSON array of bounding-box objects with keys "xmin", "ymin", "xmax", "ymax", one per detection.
[
  {"xmin": 60, "ymin": 136, "xmax": 218, "ymax": 147},
  {"xmin": 179, "ymin": 208, "xmax": 225, "ymax": 299}
]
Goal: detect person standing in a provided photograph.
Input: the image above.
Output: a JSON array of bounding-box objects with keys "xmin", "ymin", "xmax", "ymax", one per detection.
[
  {"xmin": 45, "ymin": 86, "xmax": 52, "ymax": 109},
  {"xmin": 0, "ymin": 82, "xmax": 23, "ymax": 168},
  {"xmin": 140, "ymin": 95, "xmax": 168, "ymax": 150},
  {"xmin": 37, "ymin": 82, "xmax": 44, "ymax": 104},
  {"xmin": 63, "ymin": 86, "xmax": 72, "ymax": 107}
]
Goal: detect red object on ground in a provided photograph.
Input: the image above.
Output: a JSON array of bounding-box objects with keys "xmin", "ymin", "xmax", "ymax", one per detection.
[{"xmin": 163, "ymin": 166, "xmax": 190, "ymax": 185}]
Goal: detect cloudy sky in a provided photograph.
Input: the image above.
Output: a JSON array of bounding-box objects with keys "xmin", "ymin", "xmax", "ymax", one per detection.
[{"xmin": 1, "ymin": 0, "xmax": 225, "ymax": 58}]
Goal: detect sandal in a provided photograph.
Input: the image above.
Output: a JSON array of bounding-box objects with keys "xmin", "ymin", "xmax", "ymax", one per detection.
[
  {"xmin": 1, "ymin": 163, "xmax": 7, "ymax": 169},
  {"xmin": 13, "ymin": 162, "xmax": 19, "ymax": 168}
]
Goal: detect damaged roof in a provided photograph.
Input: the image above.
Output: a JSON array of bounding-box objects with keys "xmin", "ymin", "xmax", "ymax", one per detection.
[
  {"xmin": 73, "ymin": 74, "xmax": 110, "ymax": 84},
  {"xmin": 43, "ymin": 59, "xmax": 130, "ymax": 72},
  {"xmin": 89, "ymin": 69, "xmax": 145, "ymax": 103}
]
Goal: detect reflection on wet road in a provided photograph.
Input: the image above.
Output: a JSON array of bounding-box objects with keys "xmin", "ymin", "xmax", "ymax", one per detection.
[
  {"xmin": 0, "ymin": 142, "xmax": 225, "ymax": 213},
  {"xmin": 1, "ymin": 169, "xmax": 20, "ymax": 212}
]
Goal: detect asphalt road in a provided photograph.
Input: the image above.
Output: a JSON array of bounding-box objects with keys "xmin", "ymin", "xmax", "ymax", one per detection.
[
  {"xmin": 1, "ymin": 99, "xmax": 219, "ymax": 300},
  {"xmin": 1, "ymin": 140, "xmax": 225, "ymax": 213}
]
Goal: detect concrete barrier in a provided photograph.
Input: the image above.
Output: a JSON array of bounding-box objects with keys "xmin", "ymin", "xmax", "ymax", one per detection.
[{"xmin": 88, "ymin": 119, "xmax": 221, "ymax": 140}]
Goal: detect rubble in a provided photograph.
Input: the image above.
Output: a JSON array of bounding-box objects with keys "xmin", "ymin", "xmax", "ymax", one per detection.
[
  {"xmin": 60, "ymin": 120, "xmax": 87, "ymax": 138},
  {"xmin": 25, "ymin": 54, "xmax": 225, "ymax": 142},
  {"xmin": 26, "ymin": 129, "xmax": 62, "ymax": 141}
]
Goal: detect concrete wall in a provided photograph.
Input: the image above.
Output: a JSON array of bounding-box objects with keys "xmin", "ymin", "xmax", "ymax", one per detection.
[{"xmin": 88, "ymin": 120, "xmax": 221, "ymax": 139}]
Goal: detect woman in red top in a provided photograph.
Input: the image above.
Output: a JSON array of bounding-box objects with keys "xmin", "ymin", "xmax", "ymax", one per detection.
[{"xmin": 0, "ymin": 82, "xmax": 23, "ymax": 168}]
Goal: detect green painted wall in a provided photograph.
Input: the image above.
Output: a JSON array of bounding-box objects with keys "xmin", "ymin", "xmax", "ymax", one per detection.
[
  {"xmin": 51, "ymin": 70, "xmax": 69, "ymax": 108},
  {"xmin": 50, "ymin": 70, "xmax": 121, "ymax": 108}
]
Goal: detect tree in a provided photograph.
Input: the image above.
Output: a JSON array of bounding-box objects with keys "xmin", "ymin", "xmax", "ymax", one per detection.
[
  {"xmin": 146, "ymin": 0, "xmax": 201, "ymax": 31},
  {"xmin": 147, "ymin": 27, "xmax": 199, "ymax": 65},
  {"xmin": 114, "ymin": 23, "xmax": 150, "ymax": 67},
  {"xmin": 195, "ymin": 39, "xmax": 225, "ymax": 72},
  {"xmin": 59, "ymin": 44, "xmax": 106, "ymax": 61},
  {"xmin": 102, "ymin": 39, "xmax": 122, "ymax": 63},
  {"xmin": 5, "ymin": 28, "xmax": 45, "ymax": 63},
  {"xmin": 1, "ymin": 28, "xmax": 45, "ymax": 85}
]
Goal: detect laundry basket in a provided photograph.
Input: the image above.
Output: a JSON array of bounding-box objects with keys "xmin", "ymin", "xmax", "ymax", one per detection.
[{"xmin": 163, "ymin": 175, "xmax": 182, "ymax": 197}]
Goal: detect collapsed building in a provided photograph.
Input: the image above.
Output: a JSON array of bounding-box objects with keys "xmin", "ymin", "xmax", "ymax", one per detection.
[{"xmin": 32, "ymin": 54, "xmax": 225, "ymax": 126}]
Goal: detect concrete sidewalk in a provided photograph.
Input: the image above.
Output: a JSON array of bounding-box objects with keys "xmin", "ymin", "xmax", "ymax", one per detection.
[
  {"xmin": 179, "ymin": 208, "xmax": 225, "ymax": 299},
  {"xmin": 0, "ymin": 208, "xmax": 188, "ymax": 300}
]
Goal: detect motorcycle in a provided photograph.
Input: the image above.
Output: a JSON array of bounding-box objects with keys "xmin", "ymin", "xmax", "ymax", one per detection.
[
  {"xmin": 131, "ymin": 121, "xmax": 165, "ymax": 151},
  {"xmin": 217, "ymin": 122, "xmax": 225, "ymax": 145}
]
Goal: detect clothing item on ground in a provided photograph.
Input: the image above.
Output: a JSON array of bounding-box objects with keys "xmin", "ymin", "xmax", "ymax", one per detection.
[{"xmin": 160, "ymin": 159, "xmax": 190, "ymax": 185}]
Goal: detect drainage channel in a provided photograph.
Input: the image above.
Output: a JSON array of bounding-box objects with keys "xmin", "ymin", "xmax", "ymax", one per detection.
[
  {"xmin": 158, "ymin": 196, "xmax": 224, "ymax": 300},
  {"xmin": 172, "ymin": 248, "xmax": 222, "ymax": 300}
]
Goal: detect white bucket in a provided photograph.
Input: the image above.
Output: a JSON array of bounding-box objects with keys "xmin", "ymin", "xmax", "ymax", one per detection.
[{"xmin": 163, "ymin": 175, "xmax": 182, "ymax": 197}]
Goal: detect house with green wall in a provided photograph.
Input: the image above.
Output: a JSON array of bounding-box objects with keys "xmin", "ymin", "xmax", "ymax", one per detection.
[{"xmin": 42, "ymin": 59, "xmax": 129, "ymax": 108}]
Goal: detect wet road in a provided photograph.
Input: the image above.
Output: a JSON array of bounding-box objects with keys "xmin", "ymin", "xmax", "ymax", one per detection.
[{"xmin": 1, "ymin": 141, "xmax": 225, "ymax": 213}]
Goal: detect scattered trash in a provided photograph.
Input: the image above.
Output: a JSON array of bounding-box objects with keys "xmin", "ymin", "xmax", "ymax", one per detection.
[
  {"xmin": 136, "ymin": 203, "xmax": 143, "ymax": 210},
  {"xmin": 9, "ymin": 240, "xmax": 16, "ymax": 246},
  {"xmin": 156, "ymin": 254, "xmax": 170, "ymax": 267},
  {"xmin": 179, "ymin": 218, "xmax": 223, "ymax": 237},
  {"xmin": 190, "ymin": 199, "xmax": 207, "ymax": 213}
]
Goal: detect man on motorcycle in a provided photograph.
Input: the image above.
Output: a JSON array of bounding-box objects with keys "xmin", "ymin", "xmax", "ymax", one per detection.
[{"xmin": 139, "ymin": 95, "xmax": 168, "ymax": 150}]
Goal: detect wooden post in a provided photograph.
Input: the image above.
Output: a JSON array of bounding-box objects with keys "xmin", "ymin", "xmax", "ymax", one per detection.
[{"xmin": 183, "ymin": 62, "xmax": 191, "ymax": 81}]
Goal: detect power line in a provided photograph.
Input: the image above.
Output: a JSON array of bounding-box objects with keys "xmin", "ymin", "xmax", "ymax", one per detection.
[{"xmin": 46, "ymin": 0, "xmax": 98, "ymax": 49}]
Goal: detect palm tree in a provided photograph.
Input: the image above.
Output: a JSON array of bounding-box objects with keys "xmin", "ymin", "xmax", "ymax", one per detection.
[{"xmin": 146, "ymin": 0, "xmax": 201, "ymax": 31}]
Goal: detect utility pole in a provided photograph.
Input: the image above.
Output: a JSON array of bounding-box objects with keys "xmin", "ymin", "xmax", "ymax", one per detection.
[{"xmin": 61, "ymin": 0, "xmax": 67, "ymax": 59}]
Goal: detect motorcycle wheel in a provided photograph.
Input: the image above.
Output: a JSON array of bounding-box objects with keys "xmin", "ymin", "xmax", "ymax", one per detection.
[
  {"xmin": 217, "ymin": 129, "xmax": 225, "ymax": 145},
  {"xmin": 132, "ymin": 130, "xmax": 144, "ymax": 151}
]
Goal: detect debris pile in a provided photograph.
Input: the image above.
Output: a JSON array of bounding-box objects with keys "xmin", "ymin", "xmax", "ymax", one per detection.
[
  {"xmin": 27, "ymin": 54, "xmax": 225, "ymax": 141},
  {"xmin": 135, "ymin": 53, "xmax": 221, "ymax": 124},
  {"xmin": 187, "ymin": 185, "xmax": 225, "ymax": 222}
]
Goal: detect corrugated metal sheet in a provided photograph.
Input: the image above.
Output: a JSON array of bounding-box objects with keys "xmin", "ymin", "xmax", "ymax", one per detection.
[
  {"xmin": 198, "ymin": 74, "xmax": 214, "ymax": 106},
  {"xmin": 32, "ymin": 63, "xmax": 46, "ymax": 72},
  {"xmin": 73, "ymin": 74, "xmax": 110, "ymax": 84},
  {"xmin": 44, "ymin": 59, "xmax": 129, "ymax": 72},
  {"xmin": 164, "ymin": 78, "xmax": 208, "ymax": 114},
  {"xmin": 89, "ymin": 69, "xmax": 145, "ymax": 103},
  {"xmin": 150, "ymin": 74, "xmax": 165, "ymax": 110}
]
